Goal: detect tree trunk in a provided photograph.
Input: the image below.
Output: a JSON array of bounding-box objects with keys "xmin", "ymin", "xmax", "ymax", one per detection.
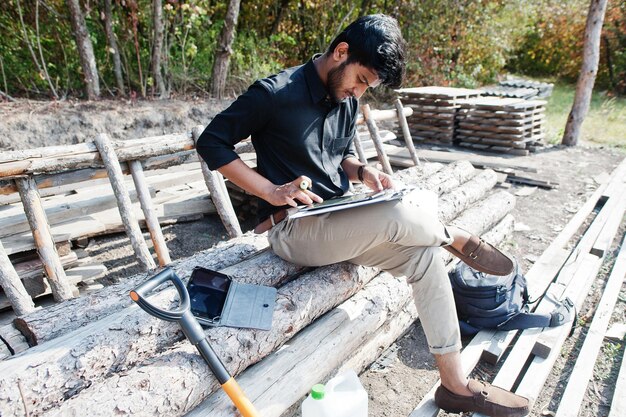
[
  {"xmin": 270, "ymin": 0, "xmax": 291, "ymax": 35},
  {"xmin": 151, "ymin": 0, "xmax": 167, "ymax": 98},
  {"xmin": 66, "ymin": 0, "xmax": 100, "ymax": 99},
  {"xmin": 102, "ymin": 0, "xmax": 125, "ymax": 96},
  {"xmin": 561, "ymin": 0, "xmax": 609, "ymax": 146},
  {"xmin": 211, "ymin": 0, "xmax": 242, "ymax": 98}
]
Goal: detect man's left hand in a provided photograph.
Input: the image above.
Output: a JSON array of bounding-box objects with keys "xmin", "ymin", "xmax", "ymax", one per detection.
[{"xmin": 362, "ymin": 166, "xmax": 395, "ymax": 192}]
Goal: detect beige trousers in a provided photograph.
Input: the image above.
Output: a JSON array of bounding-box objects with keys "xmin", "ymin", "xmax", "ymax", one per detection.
[{"xmin": 268, "ymin": 198, "xmax": 462, "ymax": 355}]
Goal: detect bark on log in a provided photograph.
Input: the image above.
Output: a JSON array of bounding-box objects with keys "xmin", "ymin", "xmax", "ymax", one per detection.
[
  {"xmin": 1, "ymin": 164, "xmax": 513, "ymax": 416},
  {"xmin": 192, "ymin": 126, "xmax": 242, "ymax": 238},
  {"xmin": 0, "ymin": 133, "xmax": 194, "ymax": 179},
  {"xmin": 129, "ymin": 160, "xmax": 171, "ymax": 266},
  {"xmin": 361, "ymin": 104, "xmax": 393, "ymax": 175},
  {"xmin": 0, "ymin": 239, "xmax": 35, "ymax": 316},
  {"xmin": 44, "ymin": 263, "xmax": 380, "ymax": 417},
  {"xmin": 355, "ymin": 106, "xmax": 413, "ymax": 125},
  {"xmin": 190, "ymin": 273, "xmax": 417, "ymax": 417},
  {"xmin": 14, "ymin": 232, "xmax": 269, "ymax": 345},
  {"xmin": 450, "ymin": 190, "xmax": 516, "ymax": 235},
  {"xmin": 0, "ymin": 150, "xmax": 198, "ymax": 196},
  {"xmin": 192, "ymin": 214, "xmax": 515, "ymax": 417},
  {"xmin": 10, "ymin": 190, "xmax": 513, "ymax": 417},
  {"xmin": 13, "ymin": 161, "xmax": 480, "ymax": 344},
  {"xmin": 94, "ymin": 133, "xmax": 156, "ymax": 271},
  {"xmin": 438, "ymin": 169, "xmax": 498, "ymax": 223},
  {"xmin": 395, "ymin": 99, "xmax": 420, "ymax": 167},
  {"xmin": 15, "ymin": 176, "xmax": 74, "ymax": 302}
]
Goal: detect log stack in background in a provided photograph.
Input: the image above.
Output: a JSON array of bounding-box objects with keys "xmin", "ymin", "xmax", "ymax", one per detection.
[
  {"xmin": 455, "ymin": 97, "xmax": 547, "ymax": 156},
  {"xmin": 0, "ymin": 161, "xmax": 515, "ymax": 417},
  {"xmin": 396, "ymin": 87, "xmax": 482, "ymax": 145}
]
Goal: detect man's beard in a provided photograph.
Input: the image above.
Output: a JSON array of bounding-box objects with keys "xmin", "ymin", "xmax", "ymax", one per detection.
[{"xmin": 327, "ymin": 62, "xmax": 347, "ymax": 103}]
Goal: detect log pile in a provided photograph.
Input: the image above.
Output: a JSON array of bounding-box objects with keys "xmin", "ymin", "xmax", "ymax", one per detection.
[
  {"xmin": 455, "ymin": 97, "xmax": 547, "ymax": 155},
  {"xmin": 396, "ymin": 86, "xmax": 482, "ymax": 145},
  {"xmin": 0, "ymin": 160, "xmax": 516, "ymax": 417}
]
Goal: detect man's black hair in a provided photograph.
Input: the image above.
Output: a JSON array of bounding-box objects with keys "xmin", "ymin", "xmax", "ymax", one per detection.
[{"xmin": 327, "ymin": 14, "xmax": 406, "ymax": 89}]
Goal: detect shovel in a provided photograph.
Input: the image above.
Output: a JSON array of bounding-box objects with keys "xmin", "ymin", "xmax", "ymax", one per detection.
[{"xmin": 130, "ymin": 267, "xmax": 260, "ymax": 417}]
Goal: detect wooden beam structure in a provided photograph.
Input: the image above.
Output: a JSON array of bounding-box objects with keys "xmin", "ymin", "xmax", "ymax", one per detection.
[
  {"xmin": 361, "ymin": 104, "xmax": 393, "ymax": 175},
  {"xmin": 94, "ymin": 133, "xmax": 156, "ymax": 271}
]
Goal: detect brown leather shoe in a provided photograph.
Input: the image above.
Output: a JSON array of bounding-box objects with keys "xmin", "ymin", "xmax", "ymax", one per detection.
[
  {"xmin": 444, "ymin": 235, "xmax": 514, "ymax": 276},
  {"xmin": 434, "ymin": 380, "xmax": 529, "ymax": 417}
]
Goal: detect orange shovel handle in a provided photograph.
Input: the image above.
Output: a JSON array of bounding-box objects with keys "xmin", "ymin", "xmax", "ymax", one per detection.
[{"xmin": 221, "ymin": 377, "xmax": 260, "ymax": 417}]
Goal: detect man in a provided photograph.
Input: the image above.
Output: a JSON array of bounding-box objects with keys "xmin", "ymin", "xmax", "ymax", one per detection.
[{"xmin": 197, "ymin": 14, "xmax": 528, "ymax": 417}]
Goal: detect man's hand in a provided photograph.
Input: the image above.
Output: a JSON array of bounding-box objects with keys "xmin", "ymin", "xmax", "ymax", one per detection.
[
  {"xmin": 361, "ymin": 166, "xmax": 395, "ymax": 192},
  {"xmin": 263, "ymin": 175, "xmax": 324, "ymax": 207}
]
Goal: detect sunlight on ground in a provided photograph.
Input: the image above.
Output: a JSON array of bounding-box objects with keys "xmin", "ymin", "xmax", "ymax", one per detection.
[{"xmin": 544, "ymin": 82, "xmax": 626, "ymax": 148}]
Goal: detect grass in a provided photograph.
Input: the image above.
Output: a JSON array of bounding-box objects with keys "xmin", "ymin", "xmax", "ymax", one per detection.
[{"xmin": 544, "ymin": 81, "xmax": 626, "ymax": 148}]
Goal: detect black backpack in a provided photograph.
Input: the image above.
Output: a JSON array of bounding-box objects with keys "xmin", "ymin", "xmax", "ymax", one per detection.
[{"xmin": 448, "ymin": 259, "xmax": 575, "ymax": 336}]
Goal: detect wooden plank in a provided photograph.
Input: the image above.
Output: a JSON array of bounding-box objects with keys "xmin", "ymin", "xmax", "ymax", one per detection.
[
  {"xmin": 555, "ymin": 234, "xmax": 626, "ymax": 417},
  {"xmin": 382, "ymin": 146, "xmax": 538, "ymax": 173},
  {"xmin": 608, "ymin": 346, "xmax": 626, "ymax": 417},
  {"xmin": 410, "ymin": 159, "xmax": 626, "ymax": 417},
  {"xmin": 514, "ymin": 254, "xmax": 604, "ymax": 409}
]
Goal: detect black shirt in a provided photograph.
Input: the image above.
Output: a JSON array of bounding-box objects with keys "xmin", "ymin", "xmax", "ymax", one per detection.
[{"xmin": 196, "ymin": 56, "xmax": 358, "ymax": 221}]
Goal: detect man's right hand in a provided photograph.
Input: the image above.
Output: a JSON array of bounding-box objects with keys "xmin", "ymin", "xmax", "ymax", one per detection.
[{"xmin": 263, "ymin": 175, "xmax": 323, "ymax": 208}]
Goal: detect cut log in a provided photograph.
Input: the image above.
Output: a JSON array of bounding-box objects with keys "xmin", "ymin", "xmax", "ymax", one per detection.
[
  {"xmin": 128, "ymin": 160, "xmax": 171, "ymax": 266},
  {"xmin": 188, "ymin": 214, "xmax": 514, "ymax": 417},
  {"xmin": 1, "ymin": 161, "xmax": 513, "ymax": 416},
  {"xmin": 0, "ymin": 133, "xmax": 195, "ymax": 179},
  {"xmin": 94, "ymin": 133, "xmax": 156, "ymax": 271},
  {"xmin": 192, "ymin": 126, "xmax": 242, "ymax": 238},
  {"xmin": 0, "ymin": 263, "xmax": 379, "ymax": 417},
  {"xmin": 361, "ymin": 104, "xmax": 393, "ymax": 175},
  {"xmin": 438, "ymin": 169, "xmax": 498, "ymax": 223},
  {"xmin": 8, "ymin": 190, "xmax": 514, "ymax": 417},
  {"xmin": 13, "ymin": 232, "xmax": 269, "ymax": 345},
  {"xmin": 0, "ymin": 151, "xmax": 199, "ymax": 199},
  {"xmin": 189, "ymin": 273, "xmax": 417, "ymax": 417},
  {"xmin": 15, "ymin": 176, "xmax": 74, "ymax": 302},
  {"xmin": 0, "ymin": 240, "xmax": 35, "ymax": 316}
]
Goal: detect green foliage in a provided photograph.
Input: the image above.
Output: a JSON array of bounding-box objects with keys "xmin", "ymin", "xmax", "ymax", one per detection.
[
  {"xmin": 507, "ymin": 0, "xmax": 626, "ymax": 95},
  {"xmin": 0, "ymin": 0, "xmax": 624, "ymax": 99}
]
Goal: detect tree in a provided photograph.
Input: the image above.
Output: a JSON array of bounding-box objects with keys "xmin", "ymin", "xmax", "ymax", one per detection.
[
  {"xmin": 151, "ymin": 0, "xmax": 167, "ymax": 98},
  {"xmin": 102, "ymin": 0, "xmax": 125, "ymax": 96},
  {"xmin": 562, "ymin": 0, "xmax": 610, "ymax": 146},
  {"xmin": 66, "ymin": 0, "xmax": 100, "ymax": 99},
  {"xmin": 211, "ymin": 0, "xmax": 242, "ymax": 99}
]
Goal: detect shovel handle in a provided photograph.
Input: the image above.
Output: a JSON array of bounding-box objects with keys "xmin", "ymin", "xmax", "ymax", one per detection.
[
  {"xmin": 130, "ymin": 268, "xmax": 190, "ymax": 321},
  {"xmin": 222, "ymin": 377, "xmax": 261, "ymax": 417}
]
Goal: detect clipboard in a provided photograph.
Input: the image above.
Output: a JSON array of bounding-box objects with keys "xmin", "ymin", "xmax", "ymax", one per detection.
[{"xmin": 288, "ymin": 187, "xmax": 412, "ymax": 219}]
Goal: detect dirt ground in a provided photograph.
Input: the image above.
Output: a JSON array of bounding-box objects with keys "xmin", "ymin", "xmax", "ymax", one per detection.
[{"xmin": 1, "ymin": 99, "xmax": 625, "ymax": 416}]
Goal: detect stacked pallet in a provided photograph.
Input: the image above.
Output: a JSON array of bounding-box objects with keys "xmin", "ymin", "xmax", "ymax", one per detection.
[
  {"xmin": 481, "ymin": 79, "xmax": 554, "ymax": 99},
  {"xmin": 455, "ymin": 97, "xmax": 547, "ymax": 155},
  {"xmin": 396, "ymin": 87, "xmax": 482, "ymax": 145}
]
